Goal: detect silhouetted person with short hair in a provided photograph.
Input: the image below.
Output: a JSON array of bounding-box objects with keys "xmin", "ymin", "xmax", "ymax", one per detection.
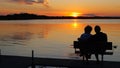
[
  {"xmin": 93, "ymin": 25, "xmax": 107, "ymax": 62},
  {"xmin": 80, "ymin": 25, "xmax": 92, "ymax": 40},
  {"xmin": 78, "ymin": 25, "xmax": 92, "ymax": 61}
]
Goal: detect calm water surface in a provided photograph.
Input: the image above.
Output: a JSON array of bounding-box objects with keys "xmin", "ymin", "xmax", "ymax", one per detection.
[{"xmin": 0, "ymin": 19, "xmax": 120, "ymax": 61}]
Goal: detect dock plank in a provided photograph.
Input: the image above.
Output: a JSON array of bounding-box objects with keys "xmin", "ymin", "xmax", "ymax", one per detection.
[{"xmin": 0, "ymin": 55, "xmax": 120, "ymax": 68}]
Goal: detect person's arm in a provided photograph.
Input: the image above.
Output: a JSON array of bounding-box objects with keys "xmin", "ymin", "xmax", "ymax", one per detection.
[{"xmin": 105, "ymin": 33, "xmax": 108, "ymax": 42}]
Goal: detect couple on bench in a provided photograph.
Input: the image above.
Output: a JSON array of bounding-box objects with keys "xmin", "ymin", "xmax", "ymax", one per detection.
[{"xmin": 78, "ymin": 25, "xmax": 107, "ymax": 62}]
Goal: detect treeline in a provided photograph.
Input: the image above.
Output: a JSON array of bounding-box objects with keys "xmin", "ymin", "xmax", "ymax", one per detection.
[
  {"xmin": 0, "ymin": 13, "xmax": 47, "ymax": 20},
  {"xmin": 0, "ymin": 13, "xmax": 120, "ymax": 20}
]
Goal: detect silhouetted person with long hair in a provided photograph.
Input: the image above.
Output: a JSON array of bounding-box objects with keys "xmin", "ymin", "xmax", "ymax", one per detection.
[
  {"xmin": 78, "ymin": 25, "xmax": 92, "ymax": 61},
  {"xmin": 93, "ymin": 25, "xmax": 107, "ymax": 62}
]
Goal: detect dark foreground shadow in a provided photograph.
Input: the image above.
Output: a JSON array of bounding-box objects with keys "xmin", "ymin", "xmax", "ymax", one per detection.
[{"xmin": 0, "ymin": 55, "xmax": 120, "ymax": 68}]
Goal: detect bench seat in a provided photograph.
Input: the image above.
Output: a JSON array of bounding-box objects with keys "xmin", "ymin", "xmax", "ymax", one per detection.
[
  {"xmin": 75, "ymin": 51, "xmax": 113, "ymax": 55},
  {"xmin": 73, "ymin": 41, "xmax": 113, "ymax": 61}
]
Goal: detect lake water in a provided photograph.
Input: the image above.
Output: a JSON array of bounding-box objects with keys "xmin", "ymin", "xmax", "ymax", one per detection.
[{"xmin": 0, "ymin": 19, "xmax": 120, "ymax": 61}]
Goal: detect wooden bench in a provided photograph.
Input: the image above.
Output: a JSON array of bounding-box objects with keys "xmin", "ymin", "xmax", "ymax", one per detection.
[{"xmin": 73, "ymin": 41, "xmax": 114, "ymax": 61}]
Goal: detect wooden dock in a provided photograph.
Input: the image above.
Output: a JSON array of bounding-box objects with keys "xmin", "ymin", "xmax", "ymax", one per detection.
[{"xmin": 0, "ymin": 55, "xmax": 120, "ymax": 68}]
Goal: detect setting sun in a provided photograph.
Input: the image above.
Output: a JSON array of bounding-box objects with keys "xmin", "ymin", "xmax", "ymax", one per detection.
[{"xmin": 70, "ymin": 12, "xmax": 82, "ymax": 17}]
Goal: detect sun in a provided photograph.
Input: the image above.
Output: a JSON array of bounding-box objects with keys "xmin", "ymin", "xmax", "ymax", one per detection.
[{"xmin": 71, "ymin": 12, "xmax": 82, "ymax": 17}]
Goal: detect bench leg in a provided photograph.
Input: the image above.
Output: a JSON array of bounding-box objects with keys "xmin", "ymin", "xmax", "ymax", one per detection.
[
  {"xmin": 83, "ymin": 56, "xmax": 85, "ymax": 61},
  {"xmin": 101, "ymin": 54, "xmax": 103, "ymax": 62},
  {"xmin": 0, "ymin": 49, "xmax": 1, "ymax": 62},
  {"xmin": 83, "ymin": 56, "xmax": 84, "ymax": 60},
  {"xmin": 75, "ymin": 48, "xmax": 78, "ymax": 52}
]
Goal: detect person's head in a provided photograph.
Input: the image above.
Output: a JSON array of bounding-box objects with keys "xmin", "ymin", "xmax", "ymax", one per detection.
[
  {"xmin": 84, "ymin": 25, "xmax": 92, "ymax": 34},
  {"xmin": 94, "ymin": 25, "xmax": 101, "ymax": 33}
]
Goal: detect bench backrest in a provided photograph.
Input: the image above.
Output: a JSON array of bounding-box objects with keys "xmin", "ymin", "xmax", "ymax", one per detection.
[
  {"xmin": 74, "ymin": 41, "xmax": 112, "ymax": 50},
  {"xmin": 106, "ymin": 42, "xmax": 112, "ymax": 50}
]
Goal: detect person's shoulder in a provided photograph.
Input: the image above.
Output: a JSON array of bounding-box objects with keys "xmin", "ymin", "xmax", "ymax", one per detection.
[
  {"xmin": 100, "ymin": 32, "xmax": 107, "ymax": 37},
  {"xmin": 80, "ymin": 33, "xmax": 85, "ymax": 37},
  {"xmin": 81, "ymin": 33, "xmax": 85, "ymax": 35},
  {"xmin": 101, "ymin": 32, "xmax": 107, "ymax": 35}
]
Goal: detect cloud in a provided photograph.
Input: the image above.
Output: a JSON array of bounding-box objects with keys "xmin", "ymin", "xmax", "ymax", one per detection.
[
  {"xmin": 10, "ymin": 0, "xmax": 49, "ymax": 7},
  {"xmin": 82, "ymin": 14, "xmax": 97, "ymax": 17}
]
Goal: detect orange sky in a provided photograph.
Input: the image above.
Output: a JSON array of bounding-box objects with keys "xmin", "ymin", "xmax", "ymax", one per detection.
[{"xmin": 0, "ymin": 0, "xmax": 120, "ymax": 16}]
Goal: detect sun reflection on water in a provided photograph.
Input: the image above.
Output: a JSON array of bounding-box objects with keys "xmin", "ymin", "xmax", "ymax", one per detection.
[{"xmin": 72, "ymin": 22, "xmax": 78, "ymax": 28}]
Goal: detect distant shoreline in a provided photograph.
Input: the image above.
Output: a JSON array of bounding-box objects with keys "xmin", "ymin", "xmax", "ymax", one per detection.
[
  {"xmin": 0, "ymin": 17, "xmax": 120, "ymax": 20},
  {"xmin": 0, "ymin": 13, "xmax": 120, "ymax": 20}
]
